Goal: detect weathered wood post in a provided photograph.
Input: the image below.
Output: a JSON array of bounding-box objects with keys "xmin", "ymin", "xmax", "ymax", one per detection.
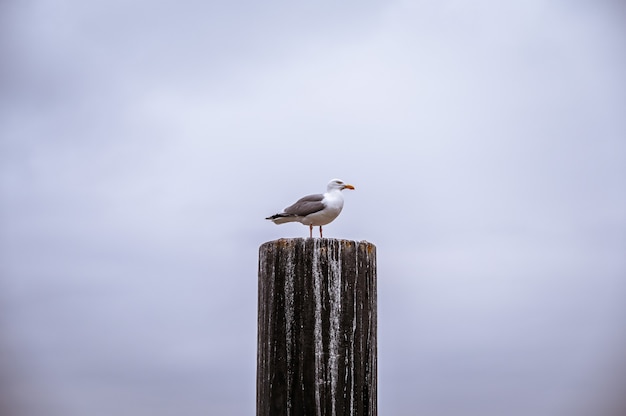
[{"xmin": 257, "ymin": 238, "xmax": 377, "ymax": 416}]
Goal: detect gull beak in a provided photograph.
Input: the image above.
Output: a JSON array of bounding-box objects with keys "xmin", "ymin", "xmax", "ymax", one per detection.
[{"xmin": 344, "ymin": 184, "xmax": 355, "ymax": 190}]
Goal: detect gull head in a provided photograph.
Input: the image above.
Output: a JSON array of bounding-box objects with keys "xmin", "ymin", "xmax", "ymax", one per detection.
[{"xmin": 327, "ymin": 178, "xmax": 355, "ymax": 192}]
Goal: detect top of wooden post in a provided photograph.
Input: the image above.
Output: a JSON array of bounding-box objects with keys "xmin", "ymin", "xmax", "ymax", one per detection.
[{"xmin": 260, "ymin": 238, "xmax": 376, "ymax": 254}]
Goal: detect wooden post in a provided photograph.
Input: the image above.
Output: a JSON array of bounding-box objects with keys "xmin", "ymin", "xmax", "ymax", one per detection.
[{"xmin": 257, "ymin": 238, "xmax": 377, "ymax": 416}]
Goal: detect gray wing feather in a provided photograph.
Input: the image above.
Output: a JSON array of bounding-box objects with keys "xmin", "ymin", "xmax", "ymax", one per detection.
[{"xmin": 284, "ymin": 193, "xmax": 325, "ymax": 216}]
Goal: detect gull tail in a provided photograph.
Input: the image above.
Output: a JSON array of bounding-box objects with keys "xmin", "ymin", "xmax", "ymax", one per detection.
[{"xmin": 266, "ymin": 213, "xmax": 299, "ymax": 224}]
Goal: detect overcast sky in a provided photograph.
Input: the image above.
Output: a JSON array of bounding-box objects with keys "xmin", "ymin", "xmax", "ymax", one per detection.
[{"xmin": 1, "ymin": 1, "xmax": 626, "ymax": 415}]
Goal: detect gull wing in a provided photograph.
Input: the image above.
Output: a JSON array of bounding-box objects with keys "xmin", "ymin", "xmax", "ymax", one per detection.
[{"xmin": 283, "ymin": 193, "xmax": 326, "ymax": 217}]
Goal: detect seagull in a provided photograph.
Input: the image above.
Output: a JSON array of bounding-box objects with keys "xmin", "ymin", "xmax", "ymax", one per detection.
[{"xmin": 266, "ymin": 179, "xmax": 355, "ymax": 238}]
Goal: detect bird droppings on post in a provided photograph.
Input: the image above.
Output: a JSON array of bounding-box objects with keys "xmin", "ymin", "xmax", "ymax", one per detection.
[{"xmin": 257, "ymin": 238, "xmax": 377, "ymax": 416}]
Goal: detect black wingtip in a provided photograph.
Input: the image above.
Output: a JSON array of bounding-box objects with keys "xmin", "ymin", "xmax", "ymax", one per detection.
[{"xmin": 266, "ymin": 213, "xmax": 297, "ymax": 221}]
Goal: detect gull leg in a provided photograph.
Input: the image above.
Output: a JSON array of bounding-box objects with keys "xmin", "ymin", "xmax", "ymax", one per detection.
[
  {"xmin": 309, "ymin": 224, "xmax": 313, "ymax": 238},
  {"xmin": 319, "ymin": 226, "xmax": 323, "ymax": 238}
]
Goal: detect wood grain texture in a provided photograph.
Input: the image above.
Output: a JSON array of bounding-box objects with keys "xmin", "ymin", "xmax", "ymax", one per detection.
[{"xmin": 257, "ymin": 238, "xmax": 377, "ymax": 416}]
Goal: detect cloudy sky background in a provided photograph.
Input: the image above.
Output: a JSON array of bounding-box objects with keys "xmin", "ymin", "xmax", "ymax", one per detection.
[{"xmin": 1, "ymin": 0, "xmax": 625, "ymax": 415}]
